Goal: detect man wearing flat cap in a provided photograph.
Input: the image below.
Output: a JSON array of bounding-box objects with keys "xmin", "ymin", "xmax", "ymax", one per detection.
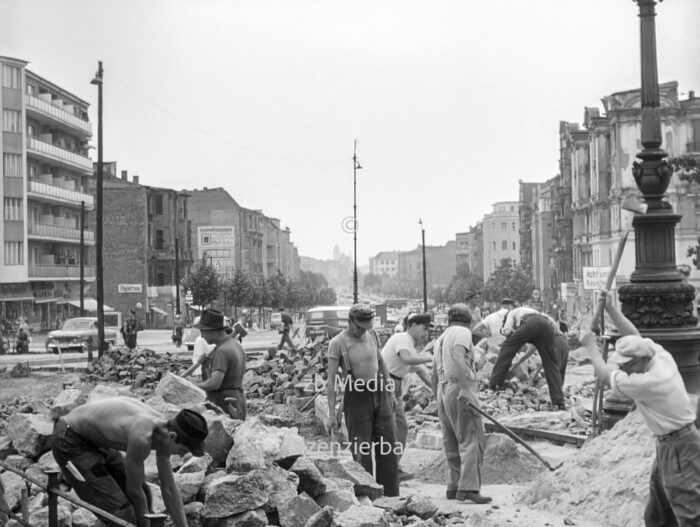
[
  {"xmin": 326, "ymin": 303, "xmax": 400, "ymax": 496},
  {"xmin": 579, "ymin": 292, "xmax": 700, "ymax": 526},
  {"xmin": 381, "ymin": 312, "xmax": 434, "ymax": 480},
  {"xmin": 194, "ymin": 308, "xmax": 247, "ymax": 420},
  {"xmin": 51, "ymin": 398, "xmax": 208, "ymax": 527},
  {"xmin": 431, "ymin": 304, "xmax": 491, "ymax": 504}
]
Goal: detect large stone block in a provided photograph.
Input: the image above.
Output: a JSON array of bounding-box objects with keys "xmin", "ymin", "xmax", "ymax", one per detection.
[
  {"xmin": 6, "ymin": 413, "xmax": 54, "ymax": 458},
  {"xmin": 50, "ymin": 389, "xmax": 87, "ymax": 420},
  {"xmin": 71, "ymin": 507, "xmax": 106, "ymax": 527},
  {"xmin": 178, "ymin": 453, "xmax": 213, "ymax": 474},
  {"xmin": 202, "ymin": 412, "xmax": 236, "ymax": 467},
  {"xmin": 0, "ymin": 435, "xmax": 15, "ymax": 458},
  {"xmin": 28, "ymin": 505, "xmax": 72, "ymax": 527},
  {"xmin": 175, "ymin": 470, "xmax": 206, "ymax": 503},
  {"xmin": 311, "ymin": 458, "xmax": 383, "ymax": 500},
  {"xmin": 154, "ymin": 372, "xmax": 206, "ymax": 405},
  {"xmin": 1, "ymin": 471, "xmax": 24, "ymax": 510},
  {"xmin": 278, "ymin": 492, "xmax": 321, "ymax": 527},
  {"xmin": 226, "ymin": 417, "xmax": 308, "ymax": 472},
  {"xmin": 257, "ymin": 465, "xmax": 299, "ymax": 513},
  {"xmin": 183, "ymin": 502, "xmax": 204, "ymax": 527},
  {"xmin": 331, "ymin": 505, "xmax": 399, "ymax": 527},
  {"xmin": 289, "ymin": 456, "xmax": 326, "ymax": 497},
  {"xmin": 314, "ymin": 490, "xmax": 358, "ymax": 512},
  {"xmin": 202, "ymin": 474, "xmax": 268, "ymax": 520},
  {"xmin": 405, "ymin": 495, "xmax": 438, "ymax": 520},
  {"xmin": 213, "ymin": 508, "xmax": 268, "ymax": 526},
  {"xmin": 305, "ymin": 506, "xmax": 334, "ymax": 527}
]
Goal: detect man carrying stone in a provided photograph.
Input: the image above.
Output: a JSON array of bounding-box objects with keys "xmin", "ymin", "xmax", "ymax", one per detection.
[
  {"xmin": 326, "ymin": 304, "xmax": 399, "ymax": 497},
  {"xmin": 579, "ymin": 292, "xmax": 700, "ymax": 526},
  {"xmin": 194, "ymin": 308, "xmax": 247, "ymax": 420},
  {"xmin": 381, "ymin": 312, "xmax": 434, "ymax": 480},
  {"xmin": 50, "ymin": 398, "xmax": 208, "ymax": 527},
  {"xmin": 489, "ymin": 306, "xmax": 569, "ymax": 409},
  {"xmin": 277, "ymin": 308, "xmax": 296, "ymax": 352},
  {"xmin": 431, "ymin": 304, "xmax": 491, "ymax": 504}
]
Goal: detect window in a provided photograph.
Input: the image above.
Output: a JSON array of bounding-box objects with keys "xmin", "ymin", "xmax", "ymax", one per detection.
[
  {"xmin": 4, "ymin": 242, "xmax": 23, "ymax": 265},
  {"xmin": 3, "ymin": 154, "xmax": 22, "ymax": 178},
  {"xmin": 28, "ymin": 165, "xmax": 37, "ymax": 180},
  {"xmin": 157, "ymin": 272, "xmax": 165, "ymax": 286},
  {"xmin": 501, "ymin": 222, "xmax": 507, "ymax": 231},
  {"xmin": 27, "ymin": 124, "xmax": 36, "ymax": 137},
  {"xmin": 3, "ymin": 198, "xmax": 22, "ymax": 221},
  {"xmin": 492, "ymin": 241, "xmax": 496, "ymax": 250},
  {"xmin": 512, "ymin": 222, "xmax": 516, "ymax": 231},
  {"xmin": 155, "ymin": 195, "xmax": 163, "ymax": 215},
  {"xmin": 513, "ymin": 241, "xmax": 516, "ymax": 250},
  {"xmin": 502, "ymin": 241, "xmax": 508, "ymax": 250},
  {"xmin": 3, "ymin": 110, "xmax": 21, "ymax": 133},
  {"xmin": 2, "ymin": 65, "xmax": 21, "ymax": 89},
  {"xmin": 691, "ymin": 120, "xmax": 700, "ymax": 152},
  {"xmin": 26, "ymin": 83, "xmax": 35, "ymax": 96},
  {"xmin": 156, "ymin": 229, "xmax": 164, "ymax": 250}
]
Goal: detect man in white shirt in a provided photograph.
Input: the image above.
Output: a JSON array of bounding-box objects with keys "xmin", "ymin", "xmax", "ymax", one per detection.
[
  {"xmin": 580, "ymin": 292, "xmax": 700, "ymax": 526},
  {"xmin": 381, "ymin": 313, "xmax": 434, "ymax": 479},
  {"xmin": 471, "ymin": 298, "xmax": 515, "ymax": 348}
]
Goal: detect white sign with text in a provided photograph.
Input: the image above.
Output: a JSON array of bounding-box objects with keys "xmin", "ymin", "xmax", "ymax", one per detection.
[{"xmin": 582, "ymin": 267, "xmax": 615, "ymax": 291}]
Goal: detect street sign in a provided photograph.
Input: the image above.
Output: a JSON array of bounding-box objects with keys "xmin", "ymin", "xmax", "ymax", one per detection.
[
  {"xmin": 582, "ymin": 267, "xmax": 615, "ymax": 290},
  {"xmin": 185, "ymin": 292, "xmax": 193, "ymax": 304},
  {"xmin": 532, "ymin": 289, "xmax": 541, "ymax": 300}
]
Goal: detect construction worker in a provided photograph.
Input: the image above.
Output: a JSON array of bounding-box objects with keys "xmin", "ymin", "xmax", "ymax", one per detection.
[
  {"xmin": 431, "ymin": 303, "xmax": 491, "ymax": 504},
  {"xmin": 381, "ymin": 312, "xmax": 434, "ymax": 480},
  {"xmin": 579, "ymin": 292, "xmax": 700, "ymax": 526},
  {"xmin": 471, "ymin": 297, "xmax": 515, "ymax": 348},
  {"xmin": 490, "ymin": 306, "xmax": 568, "ymax": 409},
  {"xmin": 326, "ymin": 304, "xmax": 399, "ymax": 497}
]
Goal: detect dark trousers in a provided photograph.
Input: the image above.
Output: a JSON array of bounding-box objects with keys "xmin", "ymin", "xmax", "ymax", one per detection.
[
  {"xmin": 490, "ymin": 315, "xmax": 565, "ymax": 406},
  {"xmin": 343, "ymin": 379, "xmax": 400, "ymax": 496},
  {"xmin": 50, "ymin": 419, "xmax": 151, "ymax": 526},
  {"xmin": 278, "ymin": 330, "xmax": 295, "ymax": 351},
  {"xmin": 208, "ymin": 387, "xmax": 247, "ymax": 420},
  {"xmin": 390, "ymin": 375, "xmax": 408, "ymax": 460},
  {"xmin": 644, "ymin": 425, "xmax": 700, "ymax": 526}
]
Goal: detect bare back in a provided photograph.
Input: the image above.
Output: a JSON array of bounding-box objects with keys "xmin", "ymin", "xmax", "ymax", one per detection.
[{"xmin": 64, "ymin": 398, "xmax": 167, "ymax": 455}]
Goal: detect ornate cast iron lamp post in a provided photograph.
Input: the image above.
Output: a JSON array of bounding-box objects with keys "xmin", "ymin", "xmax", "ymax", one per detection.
[{"xmin": 619, "ymin": 0, "xmax": 700, "ymax": 392}]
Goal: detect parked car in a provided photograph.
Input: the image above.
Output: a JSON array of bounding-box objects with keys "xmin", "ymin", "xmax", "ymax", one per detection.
[
  {"xmin": 304, "ymin": 305, "xmax": 352, "ymax": 339},
  {"xmin": 45, "ymin": 317, "xmax": 118, "ymax": 353},
  {"xmin": 270, "ymin": 312, "xmax": 284, "ymax": 331},
  {"xmin": 183, "ymin": 315, "xmax": 231, "ymax": 351}
]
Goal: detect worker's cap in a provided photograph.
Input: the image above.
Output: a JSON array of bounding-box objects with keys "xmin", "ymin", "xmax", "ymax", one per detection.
[
  {"xmin": 448, "ymin": 303, "xmax": 472, "ymax": 324},
  {"xmin": 608, "ymin": 335, "xmax": 658, "ymax": 364},
  {"xmin": 500, "ymin": 298, "xmax": 515, "ymax": 306},
  {"xmin": 171, "ymin": 409, "xmax": 208, "ymax": 456},
  {"xmin": 349, "ymin": 304, "xmax": 374, "ymax": 329},
  {"xmin": 194, "ymin": 308, "xmax": 227, "ymax": 330},
  {"xmin": 406, "ymin": 313, "xmax": 433, "ymax": 328}
]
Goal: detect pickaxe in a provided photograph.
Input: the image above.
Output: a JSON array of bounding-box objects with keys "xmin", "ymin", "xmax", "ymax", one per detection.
[{"xmin": 590, "ymin": 194, "xmax": 648, "ymax": 334}]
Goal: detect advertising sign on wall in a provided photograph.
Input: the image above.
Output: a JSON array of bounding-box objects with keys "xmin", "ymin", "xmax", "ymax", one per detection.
[{"xmin": 198, "ymin": 226, "xmax": 236, "ymax": 277}]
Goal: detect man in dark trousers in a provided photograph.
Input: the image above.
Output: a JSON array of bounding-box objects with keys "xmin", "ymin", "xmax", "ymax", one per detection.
[
  {"xmin": 121, "ymin": 309, "xmax": 142, "ymax": 351},
  {"xmin": 326, "ymin": 304, "xmax": 400, "ymax": 496},
  {"xmin": 277, "ymin": 308, "xmax": 296, "ymax": 351},
  {"xmin": 194, "ymin": 308, "xmax": 247, "ymax": 420},
  {"xmin": 580, "ymin": 292, "xmax": 700, "ymax": 526},
  {"xmin": 489, "ymin": 306, "xmax": 568, "ymax": 410}
]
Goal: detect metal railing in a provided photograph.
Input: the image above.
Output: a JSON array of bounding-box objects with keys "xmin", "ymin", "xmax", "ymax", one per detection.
[
  {"xmin": 28, "ymin": 264, "xmax": 95, "ymax": 279},
  {"xmin": 25, "ymin": 94, "xmax": 92, "ymax": 135},
  {"xmin": 0, "ymin": 460, "xmax": 170, "ymax": 527},
  {"xmin": 28, "ymin": 222, "xmax": 95, "ymax": 242},
  {"xmin": 27, "ymin": 180, "xmax": 94, "ymax": 207},
  {"xmin": 26, "ymin": 137, "xmax": 93, "ymax": 171}
]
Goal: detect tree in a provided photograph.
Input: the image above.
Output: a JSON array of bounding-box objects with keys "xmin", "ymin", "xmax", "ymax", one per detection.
[
  {"xmin": 224, "ymin": 269, "xmax": 254, "ymax": 313},
  {"xmin": 363, "ymin": 273, "xmax": 382, "ymax": 291},
  {"xmin": 317, "ymin": 287, "xmax": 337, "ymax": 305},
  {"xmin": 482, "ymin": 258, "xmax": 536, "ymax": 304},
  {"xmin": 181, "ymin": 257, "xmax": 220, "ymax": 308}
]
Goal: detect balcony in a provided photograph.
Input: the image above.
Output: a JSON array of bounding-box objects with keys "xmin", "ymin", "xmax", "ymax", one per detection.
[
  {"xmin": 27, "ymin": 180, "xmax": 94, "ymax": 208},
  {"xmin": 29, "ymin": 264, "xmax": 95, "ymax": 280},
  {"xmin": 25, "ymin": 94, "xmax": 92, "ymax": 136},
  {"xmin": 28, "ymin": 222, "xmax": 95, "ymax": 244},
  {"xmin": 27, "ymin": 137, "xmax": 93, "ymax": 172}
]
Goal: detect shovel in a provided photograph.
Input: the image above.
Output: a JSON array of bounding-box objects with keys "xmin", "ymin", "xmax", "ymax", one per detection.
[{"xmin": 467, "ymin": 401, "xmax": 563, "ymax": 471}]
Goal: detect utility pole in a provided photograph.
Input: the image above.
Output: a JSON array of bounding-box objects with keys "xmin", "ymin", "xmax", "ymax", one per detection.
[
  {"xmin": 79, "ymin": 200, "xmax": 85, "ymax": 317},
  {"xmin": 175, "ymin": 238, "xmax": 181, "ymax": 316},
  {"xmin": 91, "ymin": 61, "xmax": 106, "ymax": 356},
  {"xmin": 352, "ymin": 139, "xmax": 362, "ymax": 304},
  {"xmin": 419, "ymin": 219, "xmax": 427, "ymax": 312}
]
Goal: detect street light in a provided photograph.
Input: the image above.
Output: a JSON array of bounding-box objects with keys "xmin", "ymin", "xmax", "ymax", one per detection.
[
  {"xmin": 617, "ymin": 0, "xmax": 700, "ymax": 392},
  {"xmin": 352, "ymin": 139, "xmax": 362, "ymax": 304},
  {"xmin": 419, "ymin": 218, "xmax": 427, "ymax": 312},
  {"xmin": 90, "ymin": 61, "xmax": 106, "ymax": 356}
]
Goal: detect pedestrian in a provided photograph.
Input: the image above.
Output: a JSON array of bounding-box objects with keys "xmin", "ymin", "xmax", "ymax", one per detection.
[
  {"xmin": 233, "ymin": 316, "xmax": 248, "ymax": 343},
  {"xmin": 277, "ymin": 308, "xmax": 296, "ymax": 351},
  {"xmin": 326, "ymin": 303, "xmax": 400, "ymax": 497},
  {"xmin": 471, "ymin": 297, "xmax": 516, "ymax": 348},
  {"xmin": 193, "ymin": 308, "xmax": 247, "ymax": 420},
  {"xmin": 55, "ymin": 315, "xmax": 61, "ymax": 330},
  {"xmin": 381, "ymin": 312, "xmax": 434, "ymax": 480},
  {"xmin": 579, "ymin": 292, "xmax": 700, "ymax": 526},
  {"xmin": 50, "ymin": 398, "xmax": 208, "ymax": 527},
  {"xmin": 121, "ymin": 309, "xmax": 142, "ymax": 351},
  {"xmin": 431, "ymin": 303, "xmax": 491, "ymax": 504},
  {"xmin": 172, "ymin": 314, "xmax": 184, "ymax": 347},
  {"xmin": 489, "ymin": 306, "xmax": 568, "ymax": 409}
]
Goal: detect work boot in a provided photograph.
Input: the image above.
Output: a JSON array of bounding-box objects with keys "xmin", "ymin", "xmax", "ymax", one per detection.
[
  {"xmin": 398, "ymin": 469, "xmax": 413, "ymax": 481},
  {"xmin": 445, "ymin": 489, "xmax": 457, "ymax": 500},
  {"xmin": 456, "ymin": 491, "xmax": 492, "ymax": 504}
]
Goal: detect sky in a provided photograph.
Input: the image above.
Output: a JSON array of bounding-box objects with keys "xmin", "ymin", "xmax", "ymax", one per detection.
[{"xmin": 2, "ymin": 0, "xmax": 700, "ymax": 265}]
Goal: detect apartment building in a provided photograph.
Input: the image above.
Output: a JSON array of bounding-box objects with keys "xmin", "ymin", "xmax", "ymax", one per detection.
[
  {"xmin": 456, "ymin": 227, "xmax": 484, "ymax": 276},
  {"xmin": 1, "ymin": 57, "xmax": 95, "ymax": 328},
  {"xmin": 369, "ymin": 251, "xmax": 399, "ymax": 278},
  {"xmin": 481, "ymin": 201, "xmax": 520, "ymax": 279}
]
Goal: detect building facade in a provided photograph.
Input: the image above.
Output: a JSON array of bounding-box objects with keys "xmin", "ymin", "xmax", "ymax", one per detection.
[
  {"xmin": 481, "ymin": 201, "xmax": 520, "ymax": 280},
  {"xmin": 369, "ymin": 251, "xmax": 399, "ymax": 278},
  {"xmin": 1, "ymin": 57, "xmax": 95, "ymax": 329}
]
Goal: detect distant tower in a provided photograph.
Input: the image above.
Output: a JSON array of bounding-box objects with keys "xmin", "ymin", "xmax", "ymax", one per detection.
[{"xmin": 333, "ymin": 245, "xmax": 341, "ymax": 260}]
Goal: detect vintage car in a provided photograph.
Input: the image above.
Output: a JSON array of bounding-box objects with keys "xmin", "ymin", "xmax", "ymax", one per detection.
[
  {"xmin": 304, "ymin": 305, "xmax": 352, "ymax": 339},
  {"xmin": 45, "ymin": 317, "xmax": 118, "ymax": 353}
]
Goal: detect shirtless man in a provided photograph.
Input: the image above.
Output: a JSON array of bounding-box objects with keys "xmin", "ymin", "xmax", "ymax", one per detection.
[
  {"xmin": 50, "ymin": 398, "xmax": 208, "ymax": 527},
  {"xmin": 193, "ymin": 308, "xmax": 247, "ymax": 420},
  {"xmin": 326, "ymin": 304, "xmax": 399, "ymax": 496}
]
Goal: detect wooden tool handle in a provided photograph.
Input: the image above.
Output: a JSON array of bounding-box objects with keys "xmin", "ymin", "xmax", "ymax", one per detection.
[{"xmin": 590, "ymin": 229, "xmax": 630, "ymax": 333}]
